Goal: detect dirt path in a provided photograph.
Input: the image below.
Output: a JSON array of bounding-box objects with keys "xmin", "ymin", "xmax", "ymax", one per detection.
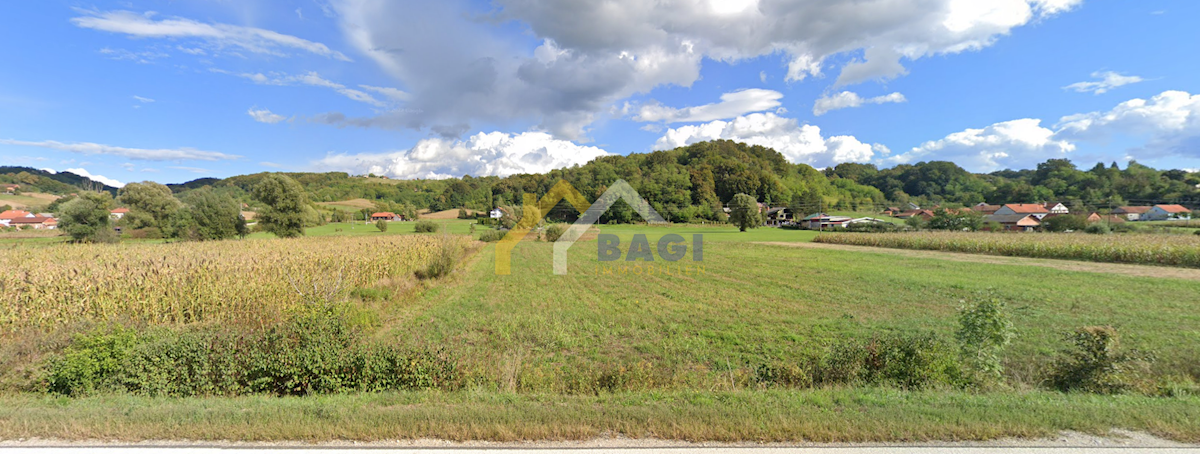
[{"xmin": 756, "ymin": 241, "xmax": 1200, "ymax": 281}]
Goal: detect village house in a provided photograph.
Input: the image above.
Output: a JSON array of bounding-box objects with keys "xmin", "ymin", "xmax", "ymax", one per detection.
[
  {"xmin": 489, "ymin": 208, "xmax": 503, "ymax": 219},
  {"xmin": 1, "ymin": 184, "xmax": 18, "ymax": 194},
  {"xmin": 0, "ymin": 209, "xmax": 34, "ymax": 227},
  {"xmin": 764, "ymin": 207, "xmax": 790, "ymax": 226},
  {"xmin": 1043, "ymin": 202, "xmax": 1070, "ymax": 214},
  {"xmin": 801, "ymin": 213, "xmax": 852, "ymax": 229},
  {"xmin": 8, "ymin": 216, "xmax": 57, "ymax": 229},
  {"xmin": 370, "ymin": 212, "xmax": 401, "ymax": 221},
  {"xmin": 984, "ymin": 214, "xmax": 1041, "ymax": 232},
  {"xmin": 971, "ymin": 203, "xmax": 1001, "ymax": 215},
  {"xmin": 882, "ymin": 207, "xmax": 902, "ymax": 216},
  {"xmin": 1085, "ymin": 212, "xmax": 1126, "ymax": 224},
  {"xmin": 110, "ymin": 207, "xmax": 130, "ymax": 220},
  {"xmin": 1142, "ymin": 204, "xmax": 1192, "ymax": 221},
  {"xmin": 993, "ymin": 203, "xmax": 1051, "ymax": 220},
  {"xmin": 895, "ymin": 209, "xmax": 935, "ymax": 220},
  {"xmin": 1113, "ymin": 206, "xmax": 1152, "ymax": 221}
]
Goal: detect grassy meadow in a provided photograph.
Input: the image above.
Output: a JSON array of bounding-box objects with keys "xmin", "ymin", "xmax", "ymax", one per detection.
[{"xmin": 3, "ymin": 221, "xmax": 1200, "ymax": 441}]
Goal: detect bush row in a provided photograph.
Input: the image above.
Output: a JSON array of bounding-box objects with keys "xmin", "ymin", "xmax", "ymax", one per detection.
[{"xmin": 40, "ymin": 306, "xmax": 458, "ymax": 397}]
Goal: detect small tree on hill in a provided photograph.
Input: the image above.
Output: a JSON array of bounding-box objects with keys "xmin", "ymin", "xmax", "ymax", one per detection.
[
  {"xmin": 251, "ymin": 174, "xmax": 308, "ymax": 238},
  {"xmin": 59, "ymin": 191, "xmax": 118, "ymax": 243},
  {"xmin": 728, "ymin": 193, "xmax": 762, "ymax": 232}
]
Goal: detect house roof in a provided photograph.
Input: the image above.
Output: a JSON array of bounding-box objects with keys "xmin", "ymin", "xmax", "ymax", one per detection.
[
  {"xmin": 0, "ymin": 210, "xmax": 32, "ymax": 220},
  {"xmin": 985, "ymin": 214, "xmax": 1040, "ymax": 225},
  {"xmin": 1155, "ymin": 204, "xmax": 1191, "ymax": 213},
  {"xmin": 9, "ymin": 216, "xmax": 55, "ymax": 225},
  {"xmin": 1044, "ymin": 202, "xmax": 1067, "ymax": 208},
  {"xmin": 371, "ymin": 212, "xmax": 398, "ymax": 217},
  {"xmin": 1114, "ymin": 206, "xmax": 1152, "ymax": 214},
  {"xmin": 1, "ymin": 183, "xmax": 18, "ymax": 188},
  {"xmin": 1001, "ymin": 203, "xmax": 1049, "ymax": 214},
  {"xmin": 972, "ymin": 204, "xmax": 1001, "ymax": 212},
  {"xmin": 110, "ymin": 208, "xmax": 130, "ymax": 214},
  {"xmin": 765, "ymin": 207, "xmax": 786, "ymax": 215}
]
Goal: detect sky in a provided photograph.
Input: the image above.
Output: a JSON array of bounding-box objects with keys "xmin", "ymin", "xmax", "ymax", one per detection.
[{"xmin": 1, "ymin": 0, "xmax": 1198, "ymax": 188}]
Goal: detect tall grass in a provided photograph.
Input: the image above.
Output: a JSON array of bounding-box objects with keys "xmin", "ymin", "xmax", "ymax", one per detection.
[
  {"xmin": 0, "ymin": 235, "xmax": 472, "ymax": 331},
  {"xmin": 814, "ymin": 231, "xmax": 1200, "ymax": 268}
]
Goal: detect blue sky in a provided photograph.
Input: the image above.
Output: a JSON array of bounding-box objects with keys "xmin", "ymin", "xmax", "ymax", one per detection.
[{"xmin": 1, "ymin": 0, "xmax": 1198, "ymax": 187}]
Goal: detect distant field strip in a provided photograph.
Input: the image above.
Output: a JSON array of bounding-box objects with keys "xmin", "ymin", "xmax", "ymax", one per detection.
[
  {"xmin": 0, "ymin": 235, "xmax": 468, "ymax": 331},
  {"xmin": 814, "ymin": 232, "xmax": 1200, "ymax": 268},
  {"xmin": 760, "ymin": 241, "xmax": 1200, "ymax": 281}
]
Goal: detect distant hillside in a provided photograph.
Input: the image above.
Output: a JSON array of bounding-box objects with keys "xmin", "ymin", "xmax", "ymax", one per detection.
[{"xmin": 0, "ymin": 166, "xmax": 118, "ymax": 195}]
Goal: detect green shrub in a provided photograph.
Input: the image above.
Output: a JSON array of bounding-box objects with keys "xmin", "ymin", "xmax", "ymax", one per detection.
[
  {"xmin": 1083, "ymin": 223, "xmax": 1111, "ymax": 235},
  {"xmin": 955, "ymin": 293, "xmax": 1015, "ymax": 383},
  {"xmin": 1111, "ymin": 223, "xmax": 1141, "ymax": 233},
  {"xmin": 350, "ymin": 287, "xmax": 392, "ymax": 301},
  {"xmin": 478, "ymin": 229, "xmax": 505, "ymax": 242},
  {"xmin": 1048, "ymin": 326, "xmax": 1152, "ymax": 394},
  {"xmin": 543, "ymin": 224, "xmax": 567, "ymax": 242},
  {"xmin": 375, "ymin": 219, "xmax": 388, "ymax": 232},
  {"xmin": 414, "ymin": 220, "xmax": 439, "ymax": 233},
  {"xmin": 844, "ymin": 222, "xmax": 900, "ymax": 233},
  {"xmin": 816, "ymin": 333, "xmax": 963, "ymax": 390},
  {"xmin": 39, "ymin": 307, "xmax": 458, "ymax": 397},
  {"xmin": 41, "ymin": 327, "xmax": 140, "ymax": 396}
]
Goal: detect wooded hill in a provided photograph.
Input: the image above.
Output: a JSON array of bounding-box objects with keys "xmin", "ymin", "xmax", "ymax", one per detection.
[{"xmin": 6, "ymin": 140, "xmax": 1199, "ymax": 220}]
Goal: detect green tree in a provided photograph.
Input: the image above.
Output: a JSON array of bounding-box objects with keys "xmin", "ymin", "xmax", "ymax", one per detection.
[
  {"xmin": 172, "ymin": 188, "xmax": 244, "ymax": 241},
  {"xmin": 117, "ymin": 181, "xmax": 181, "ymax": 230},
  {"xmin": 375, "ymin": 219, "xmax": 388, "ymax": 232},
  {"xmin": 251, "ymin": 174, "xmax": 308, "ymax": 238},
  {"xmin": 59, "ymin": 191, "xmax": 118, "ymax": 243},
  {"xmin": 1042, "ymin": 214, "xmax": 1088, "ymax": 232},
  {"xmin": 956, "ymin": 294, "xmax": 1015, "ymax": 383},
  {"xmin": 927, "ymin": 208, "xmax": 983, "ymax": 231},
  {"xmin": 728, "ymin": 193, "xmax": 761, "ymax": 232}
]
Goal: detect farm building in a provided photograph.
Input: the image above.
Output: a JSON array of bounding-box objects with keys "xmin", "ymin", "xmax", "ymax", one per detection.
[
  {"xmin": 110, "ymin": 207, "xmax": 130, "ymax": 219},
  {"xmin": 8, "ymin": 216, "xmax": 57, "ymax": 229},
  {"xmin": 984, "ymin": 214, "xmax": 1041, "ymax": 232},
  {"xmin": 895, "ymin": 209, "xmax": 935, "ymax": 220},
  {"xmin": 370, "ymin": 212, "xmax": 401, "ymax": 221},
  {"xmin": 489, "ymin": 208, "xmax": 503, "ymax": 219},
  {"xmin": 993, "ymin": 204, "xmax": 1051, "ymax": 219},
  {"xmin": 0, "ymin": 210, "xmax": 34, "ymax": 226},
  {"xmin": 801, "ymin": 213, "xmax": 852, "ymax": 229},
  {"xmin": 1113, "ymin": 206, "xmax": 1152, "ymax": 221},
  {"xmin": 1, "ymin": 184, "xmax": 18, "ymax": 194},
  {"xmin": 765, "ymin": 207, "xmax": 790, "ymax": 225},
  {"xmin": 1043, "ymin": 202, "xmax": 1070, "ymax": 214},
  {"xmin": 1142, "ymin": 205, "xmax": 1192, "ymax": 221},
  {"xmin": 1086, "ymin": 212, "xmax": 1126, "ymax": 224}
]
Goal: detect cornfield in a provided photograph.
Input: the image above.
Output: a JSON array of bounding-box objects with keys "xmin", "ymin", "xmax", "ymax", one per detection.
[
  {"xmin": 0, "ymin": 235, "xmax": 470, "ymax": 332},
  {"xmin": 814, "ymin": 231, "xmax": 1200, "ymax": 268}
]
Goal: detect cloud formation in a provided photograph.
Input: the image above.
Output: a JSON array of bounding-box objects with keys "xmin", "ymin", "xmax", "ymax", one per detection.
[
  {"xmin": 213, "ymin": 70, "xmax": 391, "ymax": 108},
  {"xmin": 312, "ymin": 131, "xmax": 610, "ymax": 179},
  {"xmin": 326, "ymin": 0, "xmax": 1081, "ymax": 140},
  {"xmin": 652, "ymin": 112, "xmax": 886, "ymax": 167},
  {"xmin": 72, "ymin": 9, "xmax": 351, "ymax": 61},
  {"xmin": 813, "ymin": 91, "xmax": 907, "ymax": 116},
  {"xmin": 1064, "ymin": 71, "xmax": 1144, "ymax": 95},
  {"xmin": 63, "ymin": 168, "xmax": 125, "ymax": 188},
  {"xmin": 248, "ymin": 108, "xmax": 287, "ymax": 124},
  {"xmin": 634, "ymin": 89, "xmax": 783, "ymax": 123},
  {"xmin": 0, "ymin": 139, "xmax": 240, "ymax": 161},
  {"xmin": 892, "ymin": 91, "xmax": 1200, "ymax": 170}
]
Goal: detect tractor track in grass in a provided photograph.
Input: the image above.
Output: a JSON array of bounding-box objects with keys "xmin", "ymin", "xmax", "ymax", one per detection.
[{"xmin": 755, "ymin": 241, "xmax": 1200, "ymax": 281}]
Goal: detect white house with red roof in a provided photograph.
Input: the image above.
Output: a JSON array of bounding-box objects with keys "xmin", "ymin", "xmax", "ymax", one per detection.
[
  {"xmin": 110, "ymin": 207, "xmax": 130, "ymax": 220},
  {"xmin": 0, "ymin": 209, "xmax": 34, "ymax": 226},
  {"xmin": 993, "ymin": 203, "xmax": 1051, "ymax": 220}
]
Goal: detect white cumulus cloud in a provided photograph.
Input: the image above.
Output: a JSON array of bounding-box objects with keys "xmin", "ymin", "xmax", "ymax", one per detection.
[
  {"xmin": 213, "ymin": 70, "xmax": 391, "ymax": 108},
  {"xmin": 64, "ymin": 168, "xmax": 125, "ymax": 188},
  {"xmin": 652, "ymin": 112, "xmax": 883, "ymax": 167},
  {"xmin": 72, "ymin": 9, "xmax": 351, "ymax": 61},
  {"xmin": 311, "ymin": 131, "xmax": 610, "ymax": 179},
  {"xmin": 1055, "ymin": 90, "xmax": 1200, "ymax": 156},
  {"xmin": 0, "ymin": 139, "xmax": 240, "ymax": 161},
  {"xmin": 891, "ymin": 118, "xmax": 1075, "ymax": 171},
  {"xmin": 1064, "ymin": 71, "xmax": 1145, "ymax": 95},
  {"xmin": 634, "ymin": 89, "xmax": 783, "ymax": 123},
  {"xmin": 813, "ymin": 91, "xmax": 907, "ymax": 116},
  {"xmin": 247, "ymin": 108, "xmax": 288, "ymax": 124}
]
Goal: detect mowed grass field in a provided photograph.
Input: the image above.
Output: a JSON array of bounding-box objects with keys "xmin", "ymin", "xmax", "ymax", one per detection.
[{"xmin": 386, "ymin": 225, "xmax": 1200, "ymax": 391}]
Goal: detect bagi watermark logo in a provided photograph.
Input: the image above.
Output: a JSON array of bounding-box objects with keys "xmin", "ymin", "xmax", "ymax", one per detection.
[{"xmin": 494, "ymin": 179, "xmax": 703, "ymax": 275}]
